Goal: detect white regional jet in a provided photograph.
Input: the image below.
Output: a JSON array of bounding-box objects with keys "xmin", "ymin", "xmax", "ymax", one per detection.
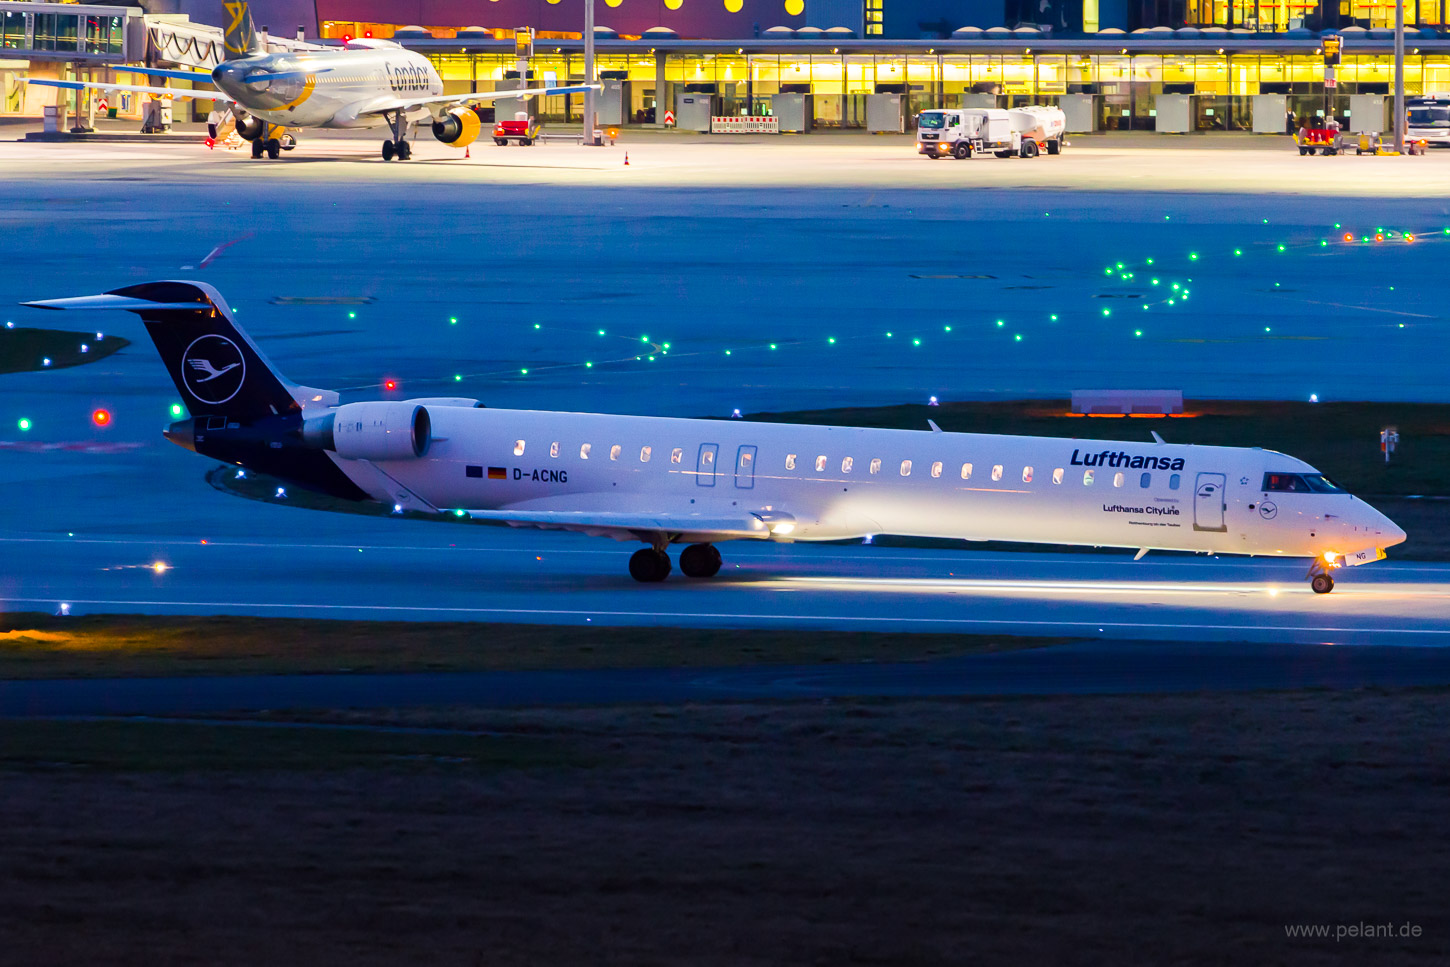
[
  {"xmin": 24, "ymin": 281, "xmax": 1407, "ymax": 592},
  {"xmin": 25, "ymin": 2, "xmax": 595, "ymax": 160}
]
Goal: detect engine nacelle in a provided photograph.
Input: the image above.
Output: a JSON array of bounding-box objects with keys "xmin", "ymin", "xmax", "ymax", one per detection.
[
  {"xmin": 432, "ymin": 107, "xmax": 481, "ymax": 148},
  {"xmin": 235, "ymin": 112, "xmax": 266, "ymax": 141},
  {"xmin": 303, "ymin": 402, "xmax": 431, "ymax": 460}
]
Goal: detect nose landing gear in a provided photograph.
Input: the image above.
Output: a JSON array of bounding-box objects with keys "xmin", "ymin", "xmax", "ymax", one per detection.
[
  {"xmin": 381, "ymin": 110, "xmax": 413, "ymax": 161},
  {"xmin": 1307, "ymin": 556, "xmax": 1338, "ymax": 594}
]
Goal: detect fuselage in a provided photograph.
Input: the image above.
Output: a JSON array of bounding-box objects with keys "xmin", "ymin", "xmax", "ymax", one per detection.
[
  {"xmin": 274, "ymin": 407, "xmax": 1404, "ymax": 559},
  {"xmin": 210, "ymin": 45, "xmax": 443, "ymax": 129}
]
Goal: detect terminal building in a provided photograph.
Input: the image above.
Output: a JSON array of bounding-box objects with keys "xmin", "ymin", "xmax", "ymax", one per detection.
[{"xmin": 3, "ymin": 0, "xmax": 1450, "ymax": 132}]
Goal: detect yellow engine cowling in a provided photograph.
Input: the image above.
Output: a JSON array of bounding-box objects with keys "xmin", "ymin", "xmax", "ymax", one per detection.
[{"xmin": 431, "ymin": 108, "xmax": 481, "ymax": 148}]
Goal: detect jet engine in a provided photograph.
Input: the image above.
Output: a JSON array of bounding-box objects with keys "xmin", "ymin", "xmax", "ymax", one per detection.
[
  {"xmin": 302, "ymin": 402, "xmax": 431, "ymax": 460},
  {"xmin": 431, "ymin": 107, "xmax": 481, "ymax": 148},
  {"xmin": 235, "ymin": 111, "xmax": 266, "ymax": 141}
]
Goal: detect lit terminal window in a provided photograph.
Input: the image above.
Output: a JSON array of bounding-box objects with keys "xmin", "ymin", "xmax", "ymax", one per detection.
[
  {"xmin": 610, "ymin": 444, "xmax": 621, "ymax": 461},
  {"xmin": 1084, "ymin": 469, "xmax": 1095, "ymax": 485},
  {"xmin": 580, "ymin": 443, "xmax": 591, "ymax": 459},
  {"xmin": 549, "ymin": 441, "xmax": 560, "ymax": 458},
  {"xmin": 786, "ymin": 453, "xmax": 797, "ymax": 470},
  {"xmin": 865, "ymin": 0, "xmax": 883, "ymax": 35},
  {"xmin": 640, "ymin": 446, "xmax": 652, "ymax": 462},
  {"xmin": 815, "ymin": 455, "xmax": 827, "ymax": 471},
  {"xmin": 931, "ymin": 461, "xmax": 942, "ymax": 478},
  {"xmin": 671, "ymin": 447, "xmax": 683, "ymax": 464},
  {"xmin": 1023, "ymin": 466, "xmax": 1034, "ymax": 483},
  {"xmin": 1113, "ymin": 472, "xmax": 1125, "ymax": 487},
  {"xmin": 900, "ymin": 460, "xmax": 912, "ymax": 476},
  {"xmin": 1053, "ymin": 468, "xmax": 1064, "ymax": 484},
  {"xmin": 514, "ymin": 440, "xmax": 525, "ymax": 456},
  {"xmin": 961, "ymin": 462, "xmax": 973, "ymax": 480},
  {"xmin": 991, "ymin": 464, "xmax": 1003, "ymax": 481}
]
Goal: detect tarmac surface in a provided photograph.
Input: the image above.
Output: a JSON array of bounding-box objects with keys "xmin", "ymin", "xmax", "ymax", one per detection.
[{"xmin": 1, "ymin": 132, "xmax": 1447, "ymax": 661}]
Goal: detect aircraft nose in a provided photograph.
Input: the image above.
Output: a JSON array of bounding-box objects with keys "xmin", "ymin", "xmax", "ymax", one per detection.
[{"xmin": 1363, "ymin": 504, "xmax": 1407, "ymax": 548}]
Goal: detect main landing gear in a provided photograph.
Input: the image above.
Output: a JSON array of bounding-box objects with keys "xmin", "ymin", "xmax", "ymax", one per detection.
[
  {"xmin": 381, "ymin": 110, "xmax": 413, "ymax": 161},
  {"xmin": 628, "ymin": 543, "xmax": 723, "ymax": 582},
  {"xmin": 248, "ymin": 129, "xmax": 296, "ymax": 160}
]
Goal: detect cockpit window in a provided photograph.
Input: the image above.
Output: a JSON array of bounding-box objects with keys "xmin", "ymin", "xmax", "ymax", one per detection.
[{"xmin": 1263, "ymin": 472, "xmax": 1346, "ymax": 494}]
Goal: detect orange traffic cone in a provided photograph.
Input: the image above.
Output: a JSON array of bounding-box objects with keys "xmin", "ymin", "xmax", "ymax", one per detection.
[
  {"xmin": 623, "ymin": 152, "xmax": 629, "ymax": 166},
  {"xmin": 464, "ymin": 145, "xmax": 471, "ymax": 159}
]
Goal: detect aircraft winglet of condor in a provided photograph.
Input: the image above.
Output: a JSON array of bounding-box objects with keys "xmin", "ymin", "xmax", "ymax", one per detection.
[
  {"xmin": 25, "ymin": 282, "xmax": 1407, "ymax": 591},
  {"xmin": 24, "ymin": 2, "xmax": 596, "ymax": 160}
]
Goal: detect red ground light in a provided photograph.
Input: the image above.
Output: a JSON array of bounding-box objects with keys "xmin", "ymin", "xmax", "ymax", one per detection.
[{"xmin": 91, "ymin": 408, "xmax": 111, "ymax": 427}]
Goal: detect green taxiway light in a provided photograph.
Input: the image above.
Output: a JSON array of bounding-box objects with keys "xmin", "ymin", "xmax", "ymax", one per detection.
[
  {"xmin": 1171, "ymin": 283, "xmax": 1180, "ymax": 290},
  {"xmin": 455, "ymin": 509, "xmax": 466, "ymax": 517},
  {"xmin": 1277, "ymin": 244, "xmax": 1286, "ymax": 252},
  {"xmin": 828, "ymin": 337, "xmax": 836, "ymax": 344},
  {"xmin": 1188, "ymin": 252, "xmax": 1199, "ymax": 261},
  {"xmin": 995, "ymin": 320, "xmax": 1004, "ymax": 327},
  {"xmin": 725, "ymin": 350, "xmax": 732, "ymax": 355},
  {"xmin": 1134, "ymin": 330, "xmax": 1143, "ymax": 337},
  {"xmin": 1101, "ymin": 308, "xmax": 1111, "ymax": 317},
  {"xmin": 170, "ymin": 404, "xmax": 184, "ymax": 418},
  {"xmin": 533, "ymin": 323, "xmax": 540, "ymax": 330},
  {"xmin": 769, "ymin": 343, "xmax": 777, "ymax": 350},
  {"xmin": 348, "ymin": 312, "xmax": 356, "ymax": 319},
  {"xmin": 912, "ymin": 338, "xmax": 921, "ymax": 346},
  {"xmin": 1320, "ymin": 240, "xmax": 1328, "ymax": 246},
  {"xmin": 1104, "ymin": 267, "xmax": 1113, "ymax": 275},
  {"xmin": 454, "ymin": 375, "xmax": 461, "ymax": 381},
  {"xmin": 1049, "ymin": 314, "xmax": 1058, "ymax": 321},
  {"xmin": 662, "ymin": 343, "xmax": 671, "ymax": 349},
  {"xmin": 1151, "ymin": 278, "xmax": 1160, "ymax": 285},
  {"xmin": 17, "ymin": 418, "xmax": 31, "ymax": 431},
  {"xmin": 1014, "ymin": 334, "xmax": 1022, "ymax": 342},
  {"xmin": 598, "ymin": 329, "xmax": 605, "ymax": 336},
  {"xmin": 1234, "ymin": 249, "xmax": 1242, "ymax": 256},
  {"xmin": 943, "ymin": 325, "xmax": 952, "ymax": 332},
  {"xmin": 1146, "ymin": 258, "xmax": 1155, "ymax": 265},
  {"xmin": 586, "ymin": 361, "xmax": 593, "ymax": 367},
  {"xmin": 886, "ymin": 332, "xmax": 893, "ymax": 337}
]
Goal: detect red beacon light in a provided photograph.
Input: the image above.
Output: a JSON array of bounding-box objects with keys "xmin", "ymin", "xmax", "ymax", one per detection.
[{"xmin": 91, "ymin": 408, "xmax": 112, "ymax": 427}]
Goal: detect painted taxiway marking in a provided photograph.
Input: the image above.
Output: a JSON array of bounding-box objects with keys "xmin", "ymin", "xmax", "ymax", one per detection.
[{"xmin": 2, "ymin": 597, "xmax": 1447, "ymax": 637}]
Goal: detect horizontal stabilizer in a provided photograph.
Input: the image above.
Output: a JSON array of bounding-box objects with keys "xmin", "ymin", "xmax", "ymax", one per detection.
[
  {"xmin": 23, "ymin": 78, "xmax": 233, "ymax": 103},
  {"xmin": 23, "ymin": 293, "xmax": 208, "ymax": 312},
  {"xmin": 116, "ymin": 66, "xmax": 217, "ymax": 83}
]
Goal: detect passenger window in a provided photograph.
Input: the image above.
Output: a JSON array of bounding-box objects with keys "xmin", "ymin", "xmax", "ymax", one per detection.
[
  {"xmin": 815, "ymin": 455, "xmax": 827, "ymax": 472},
  {"xmin": 960, "ymin": 462, "xmax": 973, "ymax": 480},
  {"xmin": 900, "ymin": 460, "xmax": 912, "ymax": 476},
  {"xmin": 991, "ymin": 465, "xmax": 1003, "ymax": 481},
  {"xmin": 640, "ymin": 446, "xmax": 651, "ymax": 463},
  {"xmin": 514, "ymin": 440, "xmax": 525, "ymax": 456},
  {"xmin": 1022, "ymin": 466, "xmax": 1034, "ymax": 483},
  {"xmin": 786, "ymin": 453, "xmax": 797, "ymax": 470},
  {"xmin": 1113, "ymin": 472, "xmax": 1125, "ymax": 487},
  {"xmin": 580, "ymin": 444, "xmax": 591, "ymax": 459},
  {"xmin": 931, "ymin": 461, "xmax": 942, "ymax": 478},
  {"xmin": 1140, "ymin": 472, "xmax": 1151, "ymax": 488},
  {"xmin": 671, "ymin": 448, "xmax": 683, "ymax": 464},
  {"xmin": 1052, "ymin": 468, "xmax": 1064, "ymax": 485},
  {"xmin": 549, "ymin": 441, "xmax": 560, "ymax": 458},
  {"xmin": 609, "ymin": 445, "xmax": 621, "ymax": 461},
  {"xmin": 842, "ymin": 456, "xmax": 853, "ymax": 473},
  {"xmin": 870, "ymin": 458, "xmax": 882, "ymax": 474},
  {"xmin": 1083, "ymin": 469, "xmax": 1095, "ymax": 485},
  {"xmin": 1170, "ymin": 473, "xmax": 1181, "ymax": 490}
]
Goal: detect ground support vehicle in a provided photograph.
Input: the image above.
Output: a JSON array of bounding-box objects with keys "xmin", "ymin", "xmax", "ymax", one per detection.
[
  {"xmin": 917, "ymin": 108, "xmax": 1043, "ymax": 160},
  {"xmin": 1295, "ymin": 128, "xmax": 1342, "ymax": 155},
  {"xmin": 493, "ymin": 114, "xmax": 541, "ymax": 146}
]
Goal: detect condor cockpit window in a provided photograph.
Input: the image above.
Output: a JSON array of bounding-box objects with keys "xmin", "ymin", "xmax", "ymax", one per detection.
[{"xmin": 1270, "ymin": 472, "xmax": 1345, "ymax": 495}]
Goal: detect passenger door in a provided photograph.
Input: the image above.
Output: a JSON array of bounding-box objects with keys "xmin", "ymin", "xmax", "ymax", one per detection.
[
  {"xmin": 734, "ymin": 445, "xmax": 757, "ymax": 490},
  {"xmin": 1194, "ymin": 472, "xmax": 1227, "ymax": 532},
  {"xmin": 696, "ymin": 443, "xmax": 718, "ymax": 487}
]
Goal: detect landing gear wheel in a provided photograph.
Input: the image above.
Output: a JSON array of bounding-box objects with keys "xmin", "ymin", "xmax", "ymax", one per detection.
[
  {"xmin": 396, "ymin": 140, "xmax": 412, "ymax": 160},
  {"xmin": 953, "ymin": 142, "xmax": 971, "ymax": 160},
  {"xmin": 679, "ymin": 543, "xmax": 722, "ymax": 579},
  {"xmin": 265, "ymin": 138, "xmax": 281, "ymax": 160},
  {"xmin": 628, "ymin": 548, "xmax": 672, "ymax": 583},
  {"xmin": 1021, "ymin": 140, "xmax": 1039, "ymax": 158},
  {"xmin": 382, "ymin": 140, "xmax": 395, "ymax": 161},
  {"xmin": 1047, "ymin": 137, "xmax": 1062, "ymax": 155},
  {"xmin": 1310, "ymin": 574, "xmax": 1335, "ymax": 594},
  {"xmin": 250, "ymin": 139, "xmax": 265, "ymax": 159}
]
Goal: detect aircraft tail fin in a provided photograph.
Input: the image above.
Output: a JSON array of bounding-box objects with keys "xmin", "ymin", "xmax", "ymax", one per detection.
[
  {"xmin": 23, "ymin": 281, "xmax": 303, "ymax": 422},
  {"xmin": 222, "ymin": 1, "xmax": 262, "ymax": 60}
]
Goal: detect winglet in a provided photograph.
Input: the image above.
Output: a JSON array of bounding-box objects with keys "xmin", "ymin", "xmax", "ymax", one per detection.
[
  {"xmin": 1150, "ymin": 430, "xmax": 1166, "ymax": 444},
  {"xmin": 927, "ymin": 419, "xmax": 942, "ymax": 433}
]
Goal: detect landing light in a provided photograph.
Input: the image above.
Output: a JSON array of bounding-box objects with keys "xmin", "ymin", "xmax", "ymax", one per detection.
[
  {"xmin": 151, "ymin": 561, "xmax": 169, "ymax": 574},
  {"xmin": 771, "ymin": 522, "xmax": 795, "ymax": 535},
  {"xmin": 1323, "ymin": 550, "xmax": 1339, "ymax": 564}
]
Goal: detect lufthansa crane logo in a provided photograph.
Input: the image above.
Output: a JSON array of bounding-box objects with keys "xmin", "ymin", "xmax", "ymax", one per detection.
[{"xmin": 181, "ymin": 334, "xmax": 246, "ymax": 405}]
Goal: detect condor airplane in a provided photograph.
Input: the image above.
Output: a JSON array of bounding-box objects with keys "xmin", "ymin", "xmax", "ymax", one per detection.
[
  {"xmin": 25, "ymin": 282, "xmax": 1406, "ymax": 592},
  {"xmin": 26, "ymin": 2, "xmax": 594, "ymax": 160}
]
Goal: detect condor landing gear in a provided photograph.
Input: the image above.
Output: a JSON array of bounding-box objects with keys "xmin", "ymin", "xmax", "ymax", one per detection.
[
  {"xmin": 679, "ymin": 543, "xmax": 722, "ymax": 578},
  {"xmin": 381, "ymin": 110, "xmax": 412, "ymax": 161}
]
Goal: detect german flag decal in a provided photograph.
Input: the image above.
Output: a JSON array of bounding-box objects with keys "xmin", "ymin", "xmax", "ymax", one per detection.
[{"xmin": 488, "ymin": 467, "xmax": 507, "ymax": 480}]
